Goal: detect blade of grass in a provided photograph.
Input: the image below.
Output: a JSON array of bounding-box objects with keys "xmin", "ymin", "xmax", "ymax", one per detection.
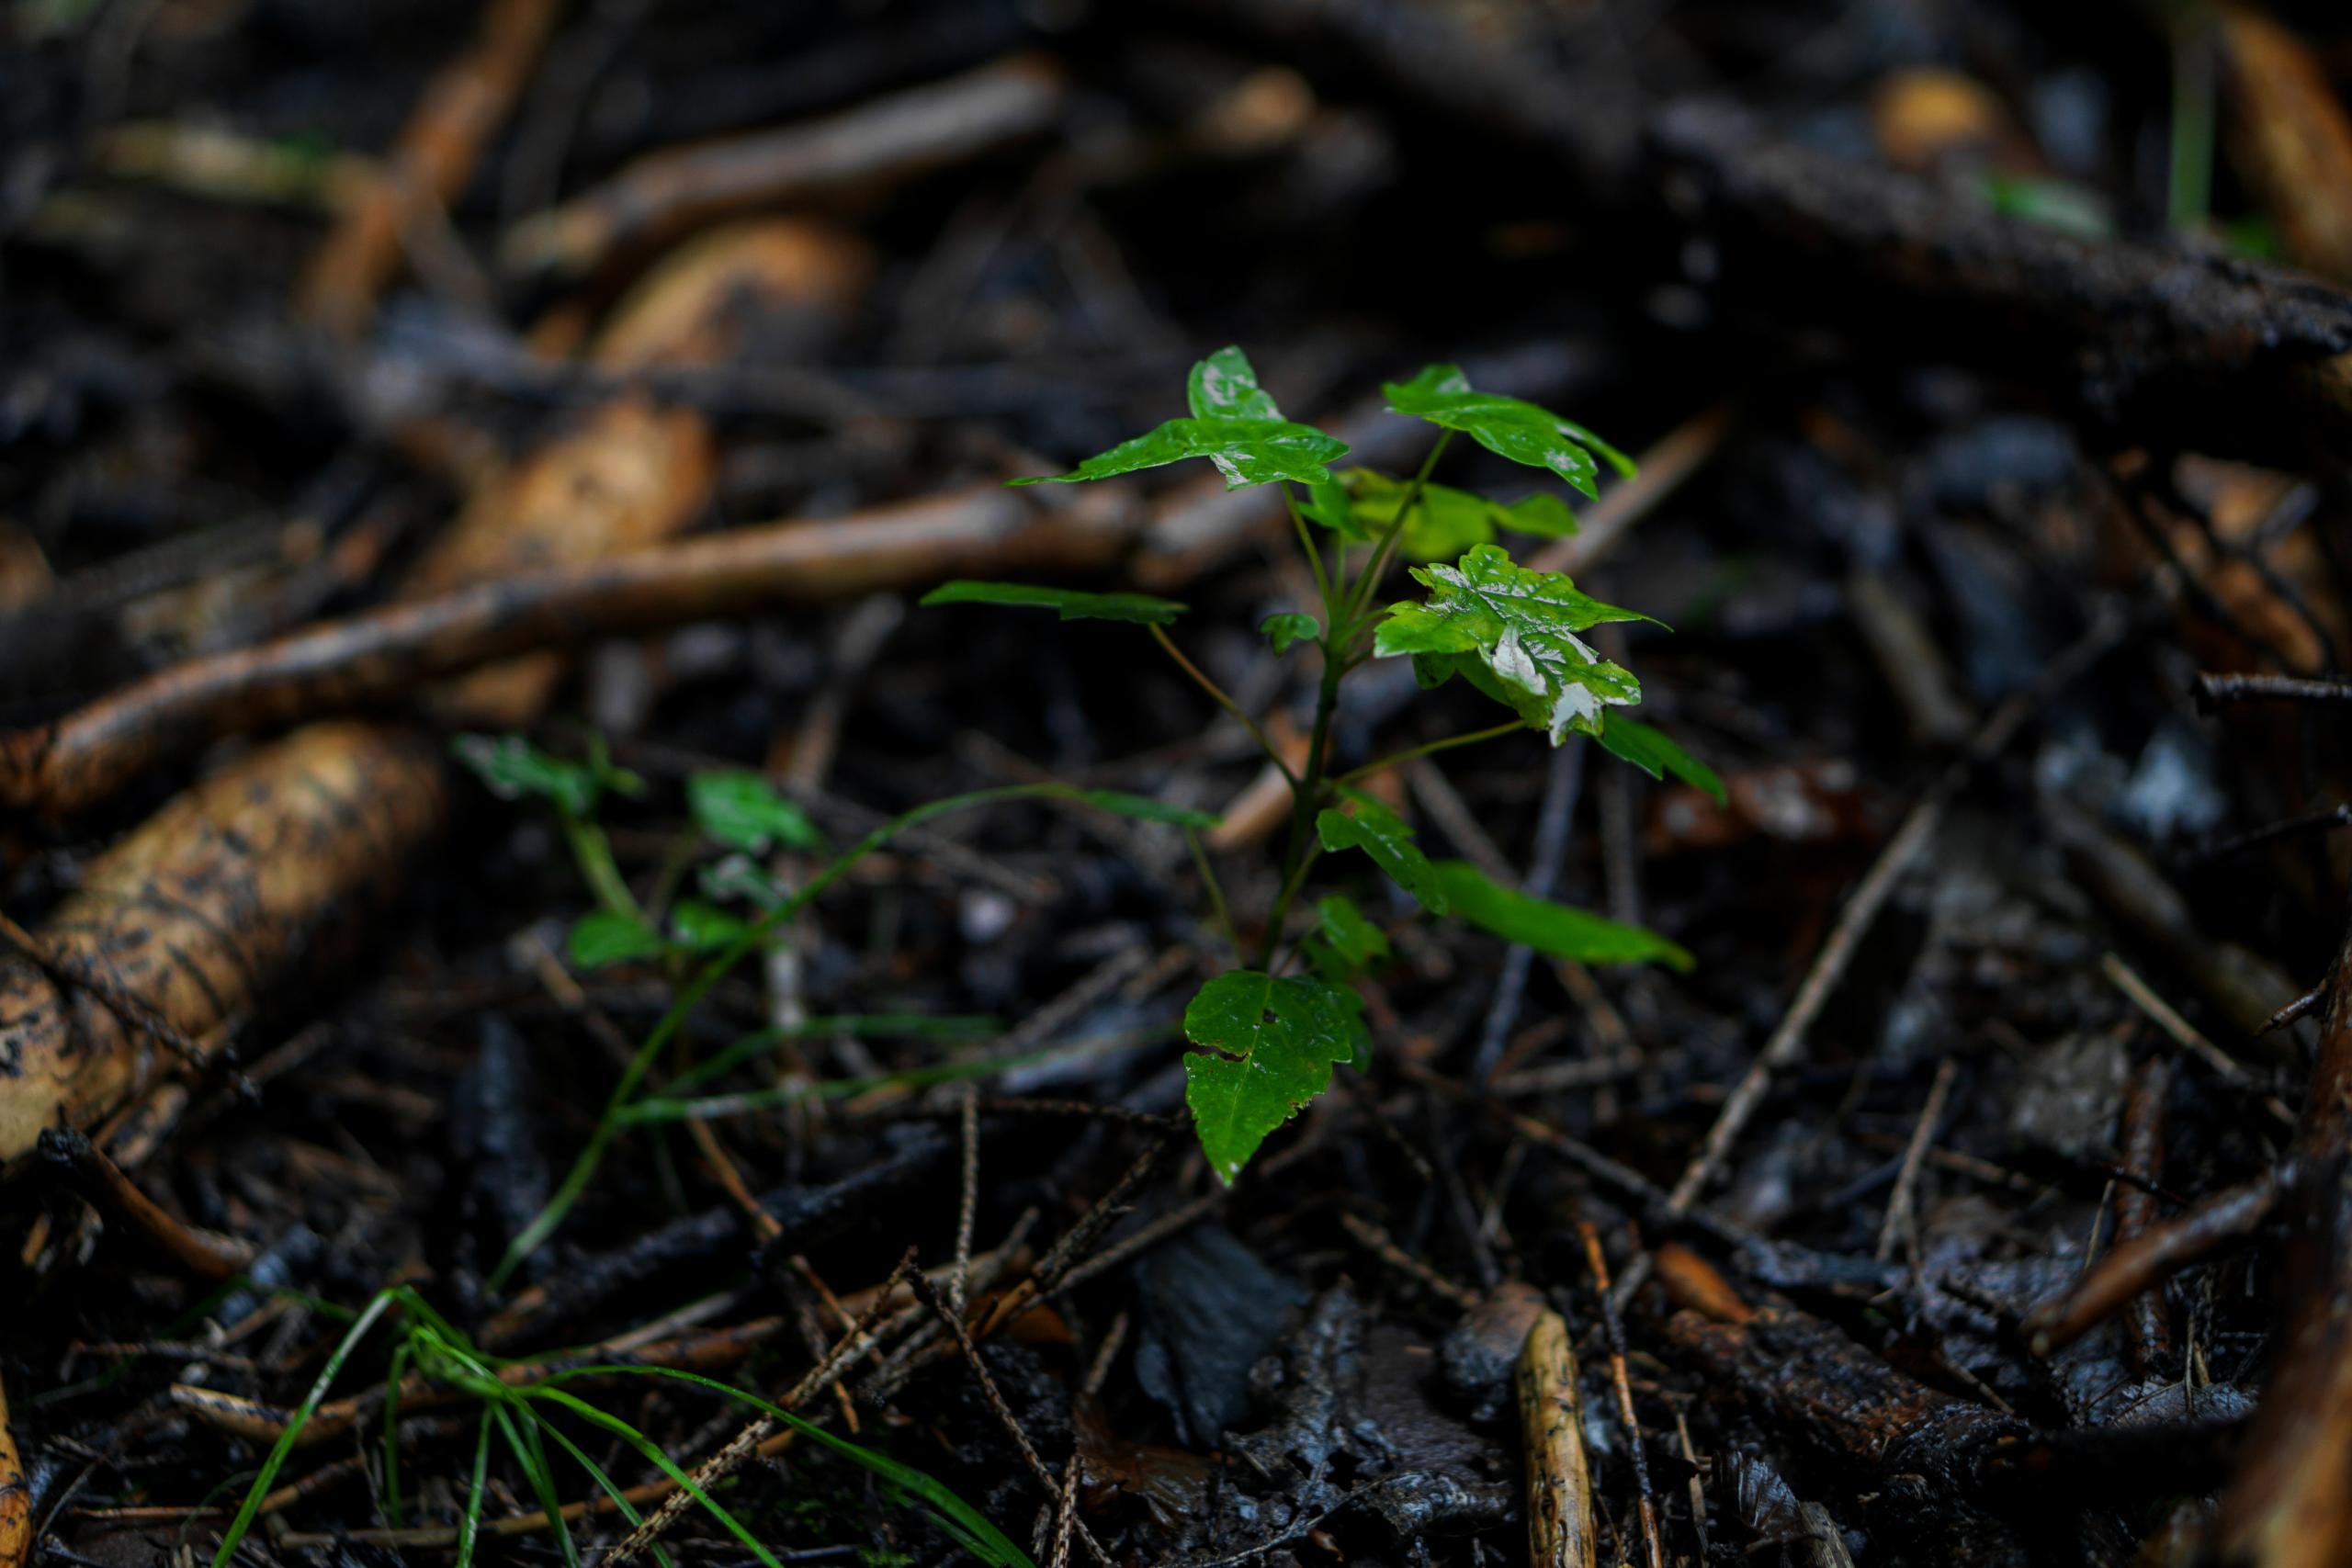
[
  {"xmin": 527, "ymin": 1388, "xmax": 782, "ymax": 1568},
  {"xmin": 209, "ymin": 1288, "xmax": 400, "ymax": 1568}
]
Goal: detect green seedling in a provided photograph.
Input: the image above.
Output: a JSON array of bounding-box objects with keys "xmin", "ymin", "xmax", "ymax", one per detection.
[
  {"xmin": 452, "ymin": 739, "xmax": 1215, "ymax": 1280},
  {"xmin": 208, "ymin": 1285, "xmax": 1033, "ymax": 1568},
  {"xmin": 926, "ymin": 345, "xmax": 1725, "ymax": 1182}
]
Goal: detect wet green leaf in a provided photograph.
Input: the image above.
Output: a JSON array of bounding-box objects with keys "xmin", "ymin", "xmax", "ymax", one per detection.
[
  {"xmin": 1317, "ymin": 793, "xmax": 1449, "ymax": 914},
  {"xmin": 1376, "ymin": 545, "xmax": 1651, "ymax": 742},
  {"xmin": 1299, "ymin": 478, "xmax": 1373, "ymax": 540},
  {"xmin": 569, "ymin": 911, "xmax": 664, "ymax": 970},
  {"xmin": 1008, "ymin": 417, "xmax": 1347, "ymax": 491},
  {"xmin": 1432, "ymin": 860, "xmax": 1691, "ymax": 970},
  {"xmin": 688, "ymin": 770, "xmax": 824, "ymax": 853},
  {"xmin": 1382, "ymin": 364, "xmax": 1633, "ymax": 497},
  {"xmin": 1314, "ymin": 894, "xmax": 1389, "ymax": 967},
  {"xmin": 669, "ymin": 898, "xmax": 751, "ymax": 953},
  {"xmin": 1261, "ymin": 611, "xmax": 1320, "ymax": 653},
  {"xmin": 1182, "ymin": 969, "xmax": 1370, "ymax": 1183},
  {"xmin": 1337, "ymin": 470, "xmax": 1580, "ymax": 559},
  {"xmin": 1188, "ymin": 344, "xmax": 1283, "ymax": 422},
  {"xmin": 454, "ymin": 733, "xmax": 642, "ymax": 817},
  {"xmin": 920, "ymin": 581, "xmax": 1188, "ymax": 625},
  {"xmin": 1595, "ymin": 716, "xmax": 1726, "ymax": 805}
]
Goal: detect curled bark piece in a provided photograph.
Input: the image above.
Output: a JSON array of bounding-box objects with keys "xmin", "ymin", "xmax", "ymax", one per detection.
[
  {"xmin": 1518, "ymin": 1307, "xmax": 1597, "ymax": 1568},
  {"xmin": 2218, "ymin": 6, "xmax": 2352, "ymax": 285},
  {"xmin": 502, "ymin": 53, "xmax": 1067, "ymax": 279},
  {"xmin": 38, "ymin": 1125, "xmax": 257, "ymax": 1279},
  {"xmin": 0, "ymin": 722, "xmax": 447, "ymax": 1167},
  {"xmin": 2022, "ymin": 1171, "xmax": 2278, "ymax": 1357},
  {"xmin": 589, "ymin": 219, "xmax": 873, "ymax": 371},
  {"xmin": 298, "ymin": 0, "xmax": 562, "ymax": 334},
  {"xmin": 0, "ymin": 486, "xmax": 1131, "ymax": 817}
]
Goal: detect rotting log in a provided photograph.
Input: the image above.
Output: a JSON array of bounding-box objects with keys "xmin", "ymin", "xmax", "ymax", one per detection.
[
  {"xmin": 0, "ymin": 1370, "xmax": 26, "ymax": 1568},
  {"xmin": 0, "ymin": 723, "xmax": 447, "ymax": 1168}
]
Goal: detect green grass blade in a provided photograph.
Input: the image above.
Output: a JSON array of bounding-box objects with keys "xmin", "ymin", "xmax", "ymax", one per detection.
[{"xmin": 209, "ymin": 1288, "xmax": 401, "ymax": 1568}]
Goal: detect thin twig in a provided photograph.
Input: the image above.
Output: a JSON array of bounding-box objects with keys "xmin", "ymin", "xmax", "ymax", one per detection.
[
  {"xmin": 1577, "ymin": 1223, "xmax": 1665, "ymax": 1568},
  {"xmin": 1876, "ymin": 1057, "xmax": 1957, "ymax": 1264}
]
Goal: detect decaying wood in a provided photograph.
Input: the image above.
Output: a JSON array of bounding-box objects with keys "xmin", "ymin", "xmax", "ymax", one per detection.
[
  {"xmin": 1519, "ymin": 1308, "xmax": 1597, "ymax": 1568},
  {"xmin": 298, "ymin": 0, "xmax": 563, "ymax": 334},
  {"xmin": 0, "ymin": 723, "xmax": 447, "ymax": 1168},
  {"xmin": 0, "ymin": 1371, "xmax": 26, "ymax": 1568},
  {"xmin": 397, "ymin": 216, "xmax": 868, "ymax": 726},
  {"xmin": 502, "ymin": 54, "xmax": 1067, "ymax": 279},
  {"xmin": 2218, "ymin": 6, "xmax": 2352, "ymax": 286},
  {"xmin": 2214, "ymin": 923, "xmax": 2352, "ymax": 1568}
]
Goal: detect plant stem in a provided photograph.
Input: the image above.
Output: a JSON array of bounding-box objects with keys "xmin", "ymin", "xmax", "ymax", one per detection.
[
  {"xmin": 1148, "ymin": 625, "xmax": 1297, "ymax": 788},
  {"xmin": 561, "ymin": 811, "xmax": 645, "ymax": 923},
  {"xmin": 1283, "ymin": 485, "xmax": 1332, "ymax": 614},
  {"xmin": 1334, "ymin": 721, "xmax": 1526, "ymax": 786},
  {"xmin": 1260, "ymin": 644, "xmax": 1345, "ymax": 967},
  {"xmin": 1341, "ymin": 431, "xmax": 1452, "ymax": 629},
  {"xmin": 1186, "ymin": 827, "xmax": 1244, "ymax": 964}
]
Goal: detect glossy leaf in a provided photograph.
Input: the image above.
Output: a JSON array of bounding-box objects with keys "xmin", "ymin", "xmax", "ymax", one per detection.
[
  {"xmin": 1075, "ymin": 788, "xmax": 1221, "ymax": 829},
  {"xmin": 1595, "ymin": 716, "xmax": 1726, "ymax": 805},
  {"xmin": 1182, "ymin": 969, "xmax": 1370, "ymax": 1183},
  {"xmin": 1009, "ymin": 417, "xmax": 1347, "ymax": 491},
  {"xmin": 1432, "ymin": 860, "xmax": 1692, "ymax": 970},
  {"xmin": 921, "ymin": 581, "xmax": 1187, "ymax": 625},
  {"xmin": 569, "ymin": 911, "xmax": 663, "ymax": 970},
  {"xmin": 688, "ymin": 770, "xmax": 824, "ymax": 853},
  {"xmin": 454, "ymin": 733, "xmax": 642, "ymax": 818},
  {"xmin": 1376, "ymin": 544, "xmax": 1650, "ymax": 743},
  {"xmin": 1261, "ymin": 612, "xmax": 1320, "ymax": 653},
  {"xmin": 1383, "ymin": 364, "xmax": 1634, "ymax": 497},
  {"xmin": 1317, "ymin": 794, "xmax": 1449, "ymax": 914}
]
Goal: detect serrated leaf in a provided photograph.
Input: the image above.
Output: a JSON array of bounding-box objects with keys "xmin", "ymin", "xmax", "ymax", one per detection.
[
  {"xmin": 569, "ymin": 910, "xmax": 664, "ymax": 970},
  {"xmin": 1075, "ymin": 788, "xmax": 1221, "ymax": 829},
  {"xmin": 1261, "ymin": 612, "xmax": 1320, "ymax": 653},
  {"xmin": 1188, "ymin": 345, "xmax": 1283, "ymax": 423},
  {"xmin": 1376, "ymin": 544, "xmax": 1651, "ymax": 743},
  {"xmin": 1008, "ymin": 417, "xmax": 1347, "ymax": 491},
  {"xmin": 1432, "ymin": 860, "xmax": 1692, "ymax": 970},
  {"xmin": 1382, "ymin": 364, "xmax": 1633, "ymax": 498},
  {"xmin": 1595, "ymin": 716, "xmax": 1726, "ymax": 806},
  {"xmin": 454, "ymin": 733, "xmax": 642, "ymax": 817},
  {"xmin": 669, "ymin": 898, "xmax": 752, "ymax": 953},
  {"xmin": 1186, "ymin": 346, "xmax": 1299, "ymax": 487},
  {"xmin": 1317, "ymin": 795, "xmax": 1449, "ymax": 914},
  {"xmin": 1182, "ymin": 969, "xmax": 1370, "ymax": 1183},
  {"xmin": 688, "ymin": 770, "xmax": 824, "ymax": 853},
  {"xmin": 920, "ymin": 581, "xmax": 1188, "ymax": 625}
]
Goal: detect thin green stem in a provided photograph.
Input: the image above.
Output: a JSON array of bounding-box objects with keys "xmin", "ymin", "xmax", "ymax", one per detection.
[
  {"xmin": 1260, "ymin": 643, "xmax": 1346, "ymax": 968},
  {"xmin": 1186, "ymin": 827, "xmax": 1244, "ymax": 964},
  {"xmin": 1283, "ymin": 485, "xmax": 1333, "ymax": 614},
  {"xmin": 1257, "ymin": 839, "xmax": 1324, "ymax": 971},
  {"xmin": 1148, "ymin": 624, "xmax": 1297, "ymax": 789},
  {"xmin": 1342, "ymin": 431, "xmax": 1452, "ymax": 628},
  {"xmin": 560, "ymin": 811, "xmax": 644, "ymax": 923},
  {"xmin": 1334, "ymin": 721, "xmax": 1526, "ymax": 787}
]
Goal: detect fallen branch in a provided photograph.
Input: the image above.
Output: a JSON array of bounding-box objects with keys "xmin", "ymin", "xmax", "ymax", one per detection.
[{"xmin": 1517, "ymin": 1305, "xmax": 1597, "ymax": 1568}]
